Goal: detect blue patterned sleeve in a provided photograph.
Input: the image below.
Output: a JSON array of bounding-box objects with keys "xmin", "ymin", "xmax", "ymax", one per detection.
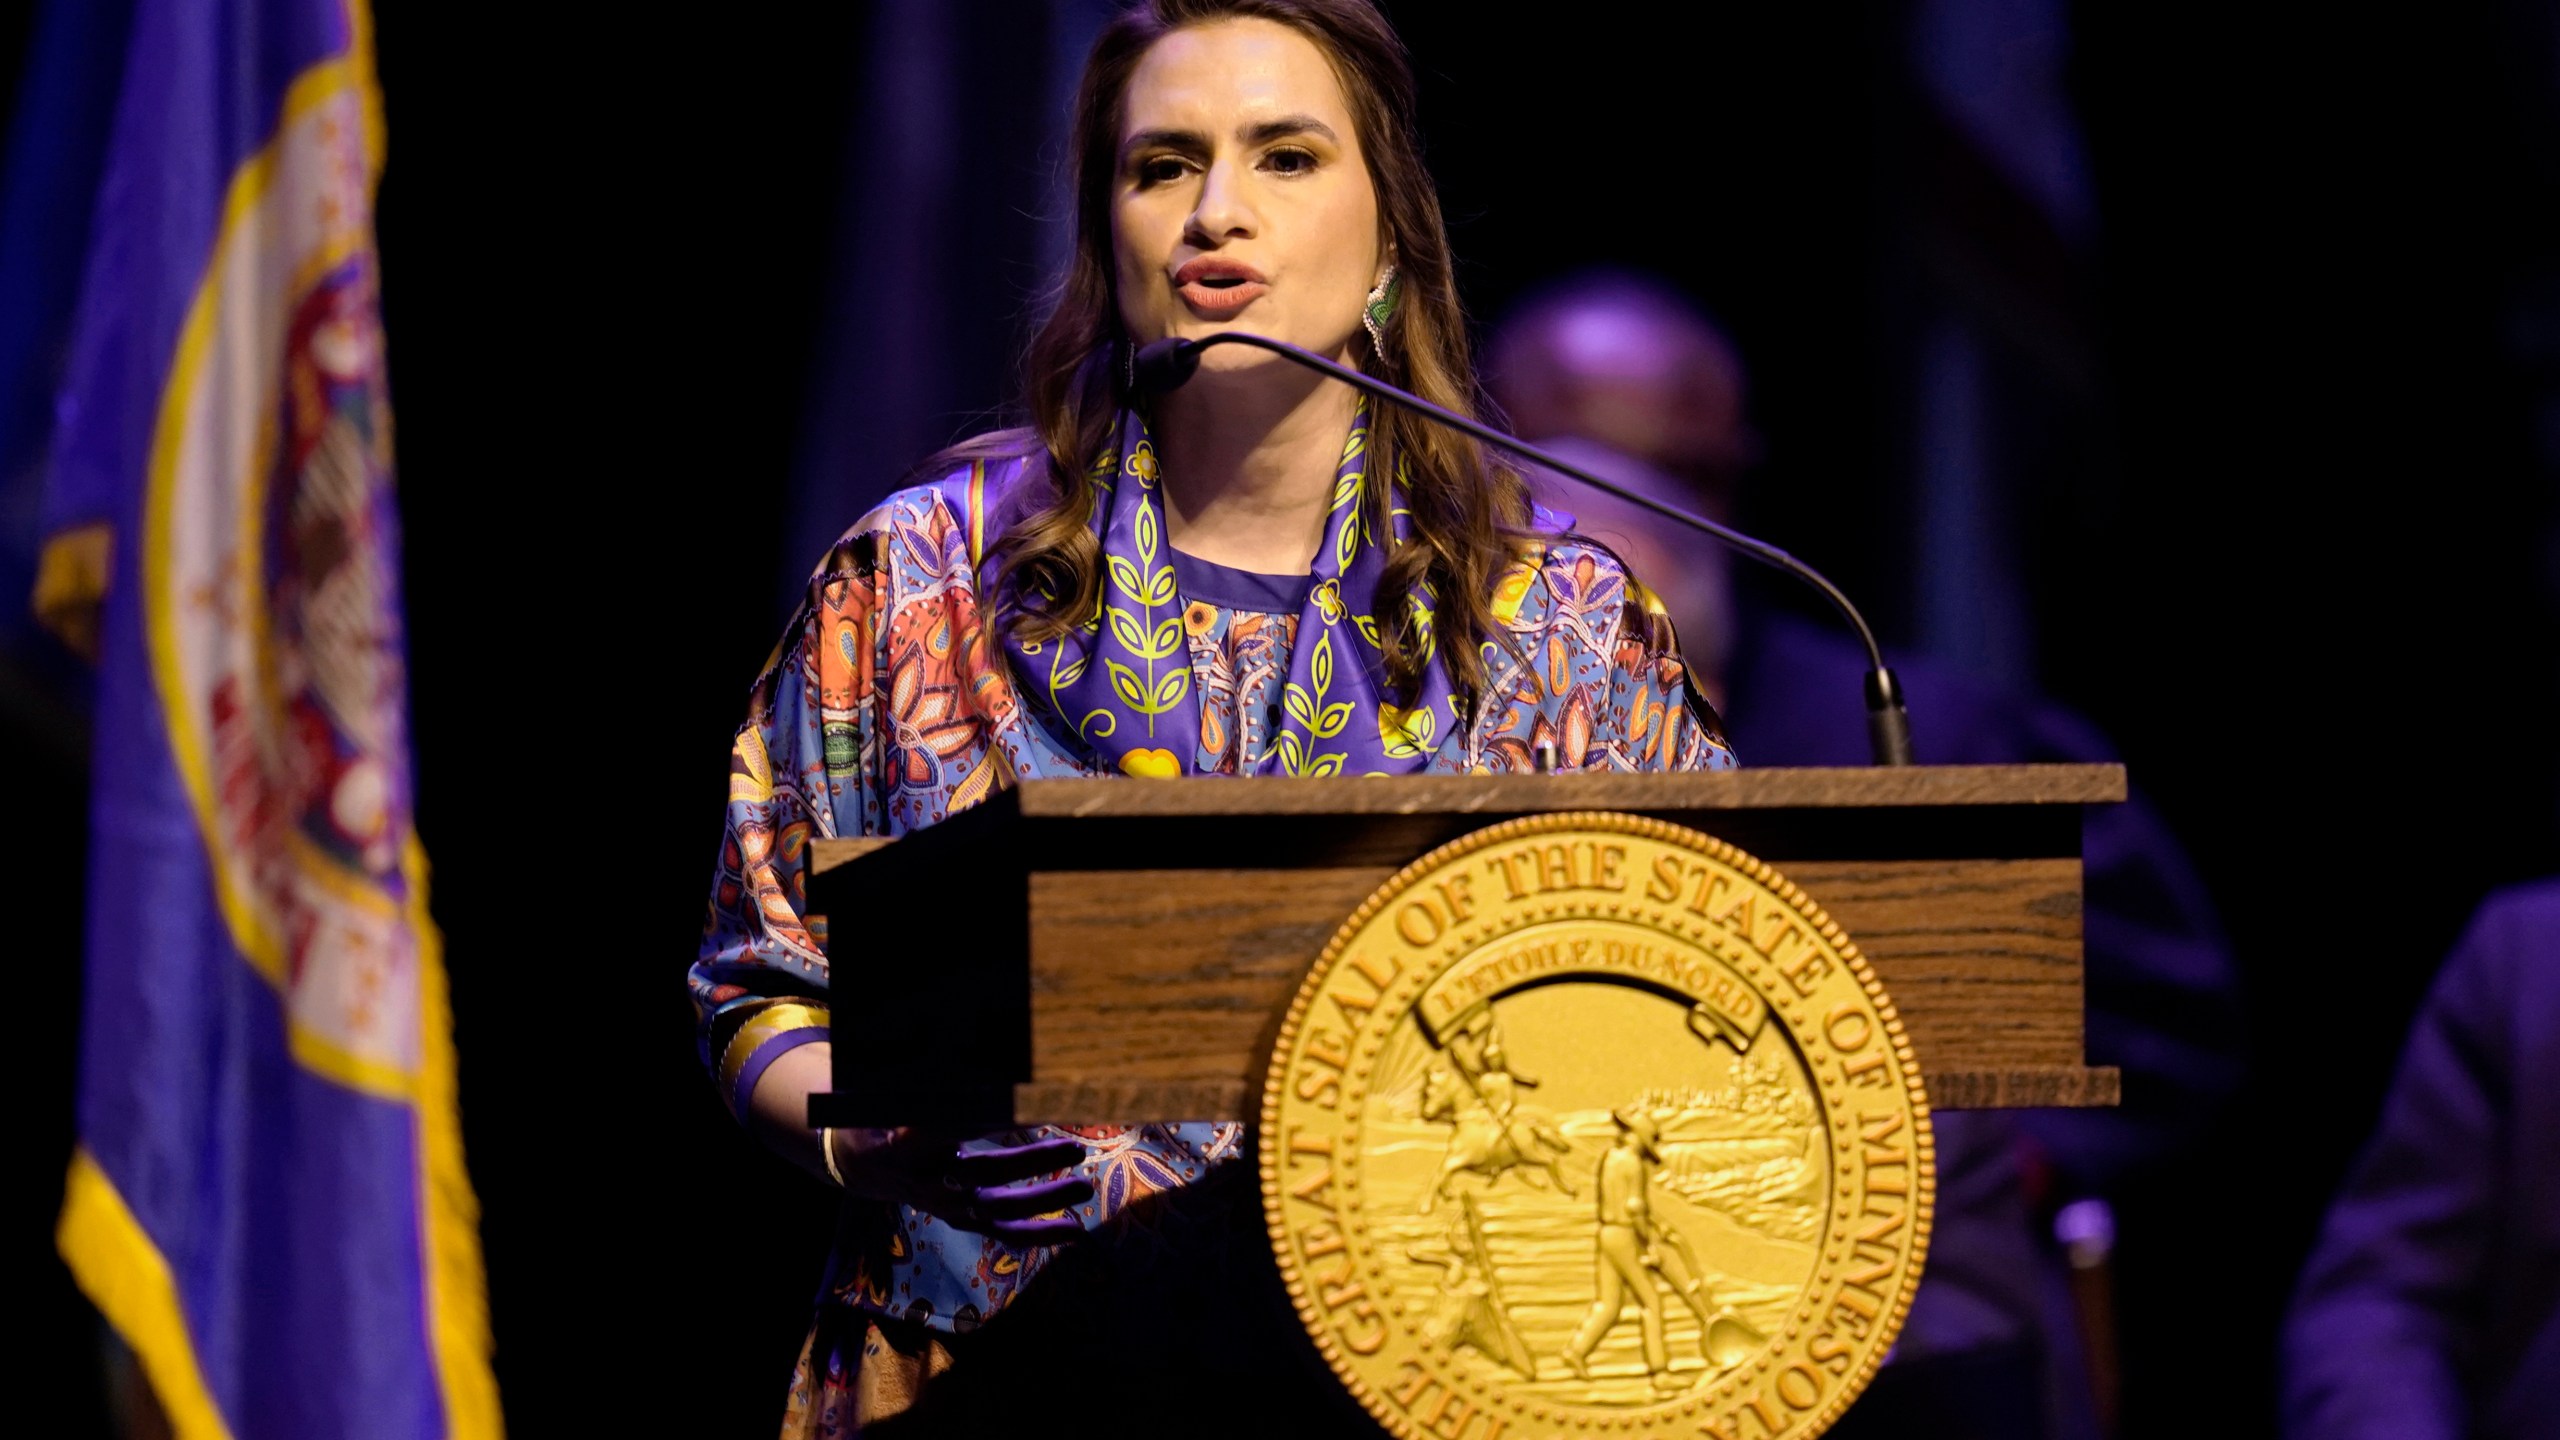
[
  {"xmin": 1611, "ymin": 563, "xmax": 1736, "ymax": 773},
  {"xmin": 690, "ymin": 525, "xmax": 891, "ymax": 1121},
  {"xmin": 1476, "ymin": 540, "xmax": 1736, "ymax": 774}
]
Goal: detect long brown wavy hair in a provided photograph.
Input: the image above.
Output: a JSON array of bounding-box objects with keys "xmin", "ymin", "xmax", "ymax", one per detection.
[{"xmin": 951, "ymin": 0, "xmax": 1533, "ymax": 710}]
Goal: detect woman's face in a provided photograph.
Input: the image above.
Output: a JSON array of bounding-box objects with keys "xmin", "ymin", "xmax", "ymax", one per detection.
[{"xmin": 1112, "ymin": 19, "xmax": 1384, "ymax": 370}]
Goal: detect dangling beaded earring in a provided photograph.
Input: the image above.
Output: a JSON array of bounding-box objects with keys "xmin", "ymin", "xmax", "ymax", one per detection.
[{"xmin": 1363, "ymin": 266, "xmax": 1401, "ymax": 357}]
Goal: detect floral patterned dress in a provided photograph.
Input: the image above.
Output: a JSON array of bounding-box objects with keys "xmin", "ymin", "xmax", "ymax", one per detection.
[{"xmin": 692, "ymin": 454, "xmax": 1734, "ymax": 1436}]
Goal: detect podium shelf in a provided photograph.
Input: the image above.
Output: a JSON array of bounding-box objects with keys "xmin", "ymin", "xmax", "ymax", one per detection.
[{"xmin": 806, "ymin": 765, "xmax": 2124, "ymax": 1127}]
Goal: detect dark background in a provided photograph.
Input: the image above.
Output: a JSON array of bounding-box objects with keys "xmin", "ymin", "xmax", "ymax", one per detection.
[{"xmin": 10, "ymin": 1, "xmax": 2559, "ymax": 1434}]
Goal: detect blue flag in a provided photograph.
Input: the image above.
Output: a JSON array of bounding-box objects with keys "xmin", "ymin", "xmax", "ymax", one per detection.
[{"xmin": 40, "ymin": 2, "xmax": 500, "ymax": 1435}]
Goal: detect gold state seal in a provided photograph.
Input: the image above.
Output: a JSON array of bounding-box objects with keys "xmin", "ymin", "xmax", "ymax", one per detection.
[{"xmin": 1260, "ymin": 813, "xmax": 1934, "ymax": 1440}]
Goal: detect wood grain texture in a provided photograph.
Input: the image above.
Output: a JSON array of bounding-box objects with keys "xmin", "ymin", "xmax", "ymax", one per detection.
[
  {"xmin": 1026, "ymin": 854, "xmax": 2085, "ymax": 1081},
  {"xmin": 1003, "ymin": 1067, "xmax": 2118, "ymax": 1124},
  {"xmin": 806, "ymin": 765, "xmax": 2126, "ymax": 876},
  {"xmin": 1029, "ymin": 867, "xmax": 1384, "ymax": 1079},
  {"xmin": 1924, "ymin": 1067, "xmax": 2121, "ymax": 1110},
  {"xmin": 1012, "ymin": 764, "xmax": 2127, "ymax": 817},
  {"xmin": 1782, "ymin": 857, "xmax": 2086, "ymax": 1069},
  {"xmin": 1013, "ymin": 1079, "xmax": 1253, "ymax": 1123}
]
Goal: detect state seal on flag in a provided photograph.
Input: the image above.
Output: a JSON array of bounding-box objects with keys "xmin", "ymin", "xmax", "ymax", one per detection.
[
  {"xmin": 147, "ymin": 74, "xmax": 427, "ymax": 1097},
  {"xmin": 1260, "ymin": 813, "xmax": 1934, "ymax": 1440}
]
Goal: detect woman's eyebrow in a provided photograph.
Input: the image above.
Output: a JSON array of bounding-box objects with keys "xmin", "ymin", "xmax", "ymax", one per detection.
[
  {"xmin": 1242, "ymin": 115, "xmax": 1338, "ymax": 146},
  {"xmin": 1123, "ymin": 127, "xmax": 1211, "ymax": 159},
  {"xmin": 1122, "ymin": 116, "xmax": 1340, "ymax": 161}
]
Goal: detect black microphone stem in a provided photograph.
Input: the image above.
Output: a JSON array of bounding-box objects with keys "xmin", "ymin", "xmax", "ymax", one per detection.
[{"xmin": 1137, "ymin": 332, "xmax": 1915, "ymax": 766}]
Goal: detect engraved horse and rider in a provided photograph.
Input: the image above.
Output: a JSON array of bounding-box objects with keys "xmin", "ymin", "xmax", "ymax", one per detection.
[{"xmin": 1418, "ymin": 1005, "xmax": 1577, "ymax": 1210}]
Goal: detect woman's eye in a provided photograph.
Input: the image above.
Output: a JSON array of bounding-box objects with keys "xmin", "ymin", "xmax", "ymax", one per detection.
[
  {"xmin": 1264, "ymin": 147, "xmax": 1317, "ymax": 176},
  {"xmin": 1136, "ymin": 156, "xmax": 1190, "ymax": 186}
]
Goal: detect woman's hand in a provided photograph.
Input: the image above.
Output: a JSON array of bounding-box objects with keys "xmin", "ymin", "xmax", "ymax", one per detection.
[
  {"xmin": 750, "ymin": 1041, "xmax": 1093, "ymax": 1243},
  {"xmin": 828, "ymin": 1128, "xmax": 1094, "ymax": 1244}
]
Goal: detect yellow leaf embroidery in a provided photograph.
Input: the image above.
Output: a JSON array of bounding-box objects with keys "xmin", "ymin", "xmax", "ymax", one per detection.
[
  {"xmin": 1107, "ymin": 554, "xmax": 1146, "ymax": 604},
  {"xmin": 1379, "ymin": 702, "xmax": 1435, "ymax": 758},
  {"xmin": 1106, "ymin": 659, "xmax": 1151, "ymax": 710},
  {"xmin": 1283, "ymin": 685, "xmax": 1317, "ymax": 731},
  {"xmin": 1134, "ymin": 499, "xmax": 1159, "ymax": 563},
  {"xmin": 1107, "ymin": 606, "xmax": 1180, "ymax": 660}
]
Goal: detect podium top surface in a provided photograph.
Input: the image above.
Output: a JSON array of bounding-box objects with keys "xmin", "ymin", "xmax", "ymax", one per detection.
[
  {"xmin": 1001, "ymin": 762, "xmax": 2126, "ymax": 818},
  {"xmin": 807, "ymin": 764, "xmax": 2126, "ymax": 877}
]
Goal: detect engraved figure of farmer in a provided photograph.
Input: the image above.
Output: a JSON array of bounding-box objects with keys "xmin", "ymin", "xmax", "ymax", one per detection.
[{"xmin": 1562, "ymin": 1107, "xmax": 1678, "ymax": 1384}]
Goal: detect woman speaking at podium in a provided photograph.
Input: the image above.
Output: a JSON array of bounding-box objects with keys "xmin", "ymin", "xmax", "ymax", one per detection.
[{"xmin": 692, "ymin": 1, "xmax": 1732, "ymax": 1431}]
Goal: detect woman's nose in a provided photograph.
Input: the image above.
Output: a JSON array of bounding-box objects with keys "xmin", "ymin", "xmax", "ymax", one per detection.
[{"xmin": 1188, "ymin": 158, "xmax": 1259, "ymax": 241}]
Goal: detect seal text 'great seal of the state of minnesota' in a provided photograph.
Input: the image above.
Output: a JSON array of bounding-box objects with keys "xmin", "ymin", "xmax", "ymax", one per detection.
[{"xmin": 1261, "ymin": 813, "xmax": 1934, "ymax": 1440}]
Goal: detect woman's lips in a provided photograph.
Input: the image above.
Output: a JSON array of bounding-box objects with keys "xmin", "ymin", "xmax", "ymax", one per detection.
[
  {"xmin": 1178, "ymin": 278, "xmax": 1268, "ymax": 314},
  {"xmin": 1173, "ymin": 258, "xmax": 1267, "ymax": 317}
]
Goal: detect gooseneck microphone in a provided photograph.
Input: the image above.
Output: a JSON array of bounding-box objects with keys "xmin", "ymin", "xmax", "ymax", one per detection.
[{"xmin": 1134, "ymin": 332, "xmax": 1915, "ymax": 767}]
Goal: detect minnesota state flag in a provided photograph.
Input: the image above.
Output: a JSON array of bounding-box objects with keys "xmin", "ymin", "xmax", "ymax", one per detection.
[{"xmin": 38, "ymin": 1, "xmax": 500, "ymax": 1434}]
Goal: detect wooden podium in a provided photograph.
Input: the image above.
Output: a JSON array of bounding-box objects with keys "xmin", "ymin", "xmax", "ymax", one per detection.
[{"xmin": 805, "ymin": 764, "xmax": 2122, "ymax": 1130}]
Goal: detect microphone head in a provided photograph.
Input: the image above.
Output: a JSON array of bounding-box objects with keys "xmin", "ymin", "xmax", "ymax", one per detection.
[{"xmin": 1132, "ymin": 338, "xmax": 1202, "ymax": 393}]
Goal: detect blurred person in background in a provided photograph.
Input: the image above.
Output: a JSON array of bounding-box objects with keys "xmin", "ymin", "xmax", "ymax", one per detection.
[
  {"xmin": 1489, "ymin": 271, "xmax": 2245, "ymax": 1440},
  {"xmin": 2280, "ymin": 880, "xmax": 2559, "ymax": 1440}
]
